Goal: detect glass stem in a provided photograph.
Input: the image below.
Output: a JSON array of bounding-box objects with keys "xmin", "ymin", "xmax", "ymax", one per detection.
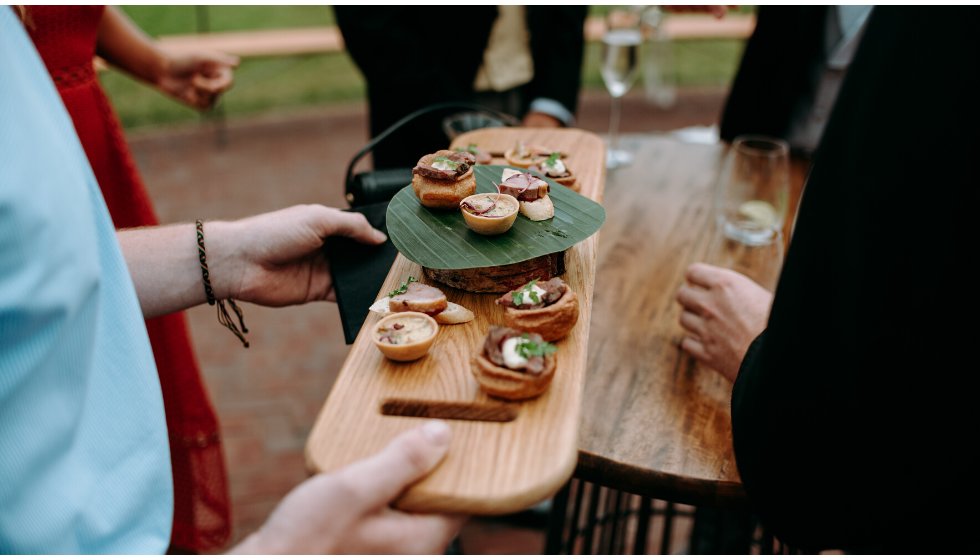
[{"xmin": 608, "ymin": 94, "xmax": 622, "ymax": 153}]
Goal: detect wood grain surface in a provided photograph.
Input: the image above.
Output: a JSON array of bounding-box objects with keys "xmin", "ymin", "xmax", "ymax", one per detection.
[
  {"xmin": 575, "ymin": 135, "xmax": 807, "ymax": 507},
  {"xmin": 306, "ymin": 128, "xmax": 606, "ymax": 515}
]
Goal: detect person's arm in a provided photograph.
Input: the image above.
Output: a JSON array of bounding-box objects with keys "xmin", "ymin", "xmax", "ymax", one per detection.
[
  {"xmin": 119, "ymin": 205, "xmax": 386, "ymax": 319},
  {"xmin": 95, "ymin": 6, "xmax": 239, "ymax": 110},
  {"xmin": 523, "ymin": 7, "xmax": 588, "ymax": 127},
  {"xmin": 233, "ymin": 420, "xmax": 466, "ymax": 554}
]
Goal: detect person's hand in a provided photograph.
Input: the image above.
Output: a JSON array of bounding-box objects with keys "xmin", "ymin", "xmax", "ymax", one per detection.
[
  {"xmin": 675, "ymin": 263, "xmax": 773, "ymax": 382},
  {"xmin": 522, "ymin": 111, "xmax": 562, "ymax": 128},
  {"xmin": 212, "ymin": 204, "xmax": 387, "ymax": 307},
  {"xmin": 156, "ymin": 50, "xmax": 239, "ymax": 110},
  {"xmin": 233, "ymin": 421, "xmax": 466, "ymax": 554}
]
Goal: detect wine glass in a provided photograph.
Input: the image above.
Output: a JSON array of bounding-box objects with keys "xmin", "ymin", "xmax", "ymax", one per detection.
[
  {"xmin": 715, "ymin": 135, "xmax": 790, "ymax": 246},
  {"xmin": 702, "ymin": 227, "xmax": 786, "ymax": 292},
  {"xmin": 600, "ymin": 9, "xmax": 642, "ymax": 169}
]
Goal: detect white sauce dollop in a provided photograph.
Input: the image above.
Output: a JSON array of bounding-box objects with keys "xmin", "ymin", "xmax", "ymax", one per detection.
[
  {"xmin": 501, "ymin": 337, "xmax": 528, "ymax": 370},
  {"xmin": 541, "ymin": 158, "xmax": 566, "ymax": 176},
  {"xmin": 431, "ymin": 160, "xmax": 455, "ymax": 171}
]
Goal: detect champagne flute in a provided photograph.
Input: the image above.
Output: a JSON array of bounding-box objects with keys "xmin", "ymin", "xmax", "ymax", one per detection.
[{"xmin": 601, "ymin": 9, "xmax": 642, "ymax": 169}]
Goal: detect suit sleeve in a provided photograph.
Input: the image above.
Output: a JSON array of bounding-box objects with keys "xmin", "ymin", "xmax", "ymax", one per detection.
[
  {"xmin": 730, "ymin": 7, "xmax": 980, "ymax": 552},
  {"xmin": 525, "ymin": 6, "xmax": 587, "ymax": 118}
]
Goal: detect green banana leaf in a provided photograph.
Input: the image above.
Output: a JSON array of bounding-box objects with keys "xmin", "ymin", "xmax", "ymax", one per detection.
[{"xmin": 387, "ymin": 165, "xmax": 605, "ymax": 270}]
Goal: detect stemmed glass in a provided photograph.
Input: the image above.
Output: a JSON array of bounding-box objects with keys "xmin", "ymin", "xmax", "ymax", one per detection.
[{"xmin": 600, "ymin": 9, "xmax": 642, "ymax": 169}]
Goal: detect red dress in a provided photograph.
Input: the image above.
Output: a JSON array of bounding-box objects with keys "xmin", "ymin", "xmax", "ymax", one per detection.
[{"xmin": 27, "ymin": 6, "xmax": 231, "ymax": 552}]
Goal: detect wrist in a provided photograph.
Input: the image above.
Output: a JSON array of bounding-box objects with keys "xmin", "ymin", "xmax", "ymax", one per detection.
[
  {"xmin": 148, "ymin": 48, "xmax": 173, "ymax": 88},
  {"xmin": 198, "ymin": 220, "xmax": 245, "ymax": 302}
]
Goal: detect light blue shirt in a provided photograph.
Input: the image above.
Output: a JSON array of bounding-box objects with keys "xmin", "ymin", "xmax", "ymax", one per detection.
[{"xmin": 0, "ymin": 10, "xmax": 173, "ymax": 553}]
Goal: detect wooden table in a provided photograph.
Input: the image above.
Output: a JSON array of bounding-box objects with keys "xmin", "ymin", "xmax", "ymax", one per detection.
[{"xmin": 573, "ymin": 133, "xmax": 807, "ymax": 508}]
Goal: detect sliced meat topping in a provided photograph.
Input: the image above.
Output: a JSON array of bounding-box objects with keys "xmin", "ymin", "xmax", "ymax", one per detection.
[
  {"xmin": 413, "ymin": 151, "xmax": 474, "ymax": 181},
  {"xmin": 484, "ymin": 326, "xmax": 549, "ymax": 376},
  {"xmin": 389, "ymin": 282, "xmax": 448, "ymax": 316},
  {"xmin": 496, "ymin": 277, "xmax": 567, "ymax": 310},
  {"xmin": 496, "ymin": 172, "xmax": 549, "ymax": 201}
]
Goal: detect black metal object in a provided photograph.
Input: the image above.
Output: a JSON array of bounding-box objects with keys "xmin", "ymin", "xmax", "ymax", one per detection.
[{"xmin": 543, "ymin": 477, "xmax": 798, "ymax": 555}]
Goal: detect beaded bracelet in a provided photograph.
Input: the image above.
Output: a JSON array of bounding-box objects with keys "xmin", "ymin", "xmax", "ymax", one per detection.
[{"xmin": 196, "ymin": 219, "xmax": 250, "ymax": 348}]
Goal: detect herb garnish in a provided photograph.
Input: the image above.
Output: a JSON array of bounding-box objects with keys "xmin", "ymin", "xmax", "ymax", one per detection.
[
  {"xmin": 516, "ymin": 336, "xmax": 557, "ymax": 359},
  {"xmin": 388, "ymin": 276, "xmax": 417, "ymax": 298},
  {"xmin": 432, "ymin": 156, "xmax": 460, "ymax": 170},
  {"xmin": 511, "ymin": 279, "xmax": 540, "ymax": 307},
  {"xmin": 545, "ymin": 152, "xmax": 561, "ymax": 167},
  {"xmin": 455, "ymin": 144, "xmax": 479, "ymax": 155}
]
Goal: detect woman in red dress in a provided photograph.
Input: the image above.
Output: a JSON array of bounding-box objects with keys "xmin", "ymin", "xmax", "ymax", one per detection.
[{"xmin": 24, "ymin": 6, "xmax": 239, "ymax": 552}]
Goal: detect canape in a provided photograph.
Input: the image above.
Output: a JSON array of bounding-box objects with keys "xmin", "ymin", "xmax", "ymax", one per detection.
[
  {"xmin": 529, "ymin": 152, "xmax": 579, "ymax": 192},
  {"xmin": 374, "ymin": 312, "xmax": 439, "ymax": 361},
  {"xmin": 504, "ymin": 141, "xmax": 551, "ymax": 168},
  {"xmin": 412, "ymin": 150, "xmax": 477, "ymax": 209},
  {"xmin": 497, "ymin": 168, "xmax": 554, "ymax": 221},
  {"xmin": 460, "ymin": 193, "xmax": 519, "ymax": 235},
  {"xmin": 370, "ymin": 277, "xmax": 474, "ymax": 325},
  {"xmin": 496, "ymin": 278, "xmax": 579, "ymax": 341},
  {"xmin": 455, "ymin": 143, "xmax": 492, "ymax": 165},
  {"xmin": 471, "ymin": 326, "xmax": 557, "ymax": 400}
]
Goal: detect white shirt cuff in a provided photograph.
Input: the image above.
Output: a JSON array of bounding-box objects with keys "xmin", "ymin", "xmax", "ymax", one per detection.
[{"xmin": 528, "ymin": 97, "xmax": 575, "ymax": 126}]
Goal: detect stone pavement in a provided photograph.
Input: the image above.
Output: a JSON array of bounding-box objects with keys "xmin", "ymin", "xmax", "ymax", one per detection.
[{"xmin": 128, "ymin": 86, "xmax": 727, "ymax": 550}]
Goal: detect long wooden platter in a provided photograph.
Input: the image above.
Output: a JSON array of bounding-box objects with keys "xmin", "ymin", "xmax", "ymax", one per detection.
[{"xmin": 306, "ymin": 128, "xmax": 606, "ymax": 515}]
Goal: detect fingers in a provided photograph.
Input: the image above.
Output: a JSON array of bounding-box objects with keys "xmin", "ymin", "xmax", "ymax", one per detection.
[
  {"xmin": 310, "ymin": 206, "xmax": 387, "ymax": 245},
  {"xmin": 676, "ymin": 284, "xmax": 709, "ymax": 316},
  {"xmin": 679, "ymin": 310, "xmax": 705, "ymax": 337},
  {"xmin": 685, "ymin": 262, "xmax": 726, "ymax": 288},
  {"xmin": 334, "ymin": 421, "xmax": 452, "ymax": 514},
  {"xmin": 680, "ymin": 336, "xmax": 709, "ymax": 362},
  {"xmin": 357, "ymin": 512, "xmax": 467, "ymax": 554}
]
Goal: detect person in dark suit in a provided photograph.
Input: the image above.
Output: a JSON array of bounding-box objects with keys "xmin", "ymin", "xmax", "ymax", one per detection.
[
  {"xmin": 719, "ymin": 6, "xmax": 871, "ymax": 157},
  {"xmin": 678, "ymin": 7, "xmax": 980, "ymax": 552},
  {"xmin": 335, "ymin": 6, "xmax": 587, "ymax": 169}
]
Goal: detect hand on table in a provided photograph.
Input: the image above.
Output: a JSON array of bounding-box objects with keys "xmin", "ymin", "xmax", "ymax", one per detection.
[
  {"xmin": 233, "ymin": 421, "xmax": 466, "ymax": 554},
  {"xmin": 675, "ymin": 263, "xmax": 773, "ymax": 382},
  {"xmin": 522, "ymin": 111, "xmax": 562, "ymax": 128},
  {"xmin": 214, "ymin": 204, "xmax": 387, "ymax": 307},
  {"xmin": 157, "ymin": 50, "xmax": 239, "ymax": 110}
]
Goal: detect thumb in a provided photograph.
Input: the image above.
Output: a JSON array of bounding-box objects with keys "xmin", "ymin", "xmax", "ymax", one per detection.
[{"xmin": 334, "ymin": 421, "xmax": 452, "ymax": 514}]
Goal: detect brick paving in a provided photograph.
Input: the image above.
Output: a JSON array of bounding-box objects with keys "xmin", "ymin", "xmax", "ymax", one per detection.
[{"xmin": 127, "ymin": 87, "xmax": 727, "ymax": 551}]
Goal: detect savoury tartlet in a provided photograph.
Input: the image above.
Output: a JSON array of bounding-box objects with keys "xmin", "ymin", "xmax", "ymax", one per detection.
[
  {"xmin": 471, "ymin": 326, "xmax": 557, "ymax": 400},
  {"xmin": 374, "ymin": 312, "xmax": 439, "ymax": 362},
  {"xmin": 460, "ymin": 193, "xmax": 519, "ymax": 235},
  {"xmin": 496, "ymin": 278, "xmax": 579, "ymax": 341},
  {"xmin": 529, "ymin": 152, "xmax": 579, "ymax": 192}
]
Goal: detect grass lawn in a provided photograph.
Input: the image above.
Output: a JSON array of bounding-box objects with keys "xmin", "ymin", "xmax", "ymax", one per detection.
[{"xmin": 103, "ymin": 6, "xmax": 744, "ymax": 130}]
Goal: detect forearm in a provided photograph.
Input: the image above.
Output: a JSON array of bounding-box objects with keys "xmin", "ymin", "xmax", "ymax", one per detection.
[
  {"xmin": 118, "ymin": 221, "xmax": 241, "ymax": 318},
  {"xmin": 95, "ymin": 6, "xmax": 168, "ymax": 85}
]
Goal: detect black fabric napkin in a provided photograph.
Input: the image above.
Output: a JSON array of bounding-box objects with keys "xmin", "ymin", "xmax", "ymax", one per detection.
[{"xmin": 325, "ymin": 202, "xmax": 398, "ymax": 344}]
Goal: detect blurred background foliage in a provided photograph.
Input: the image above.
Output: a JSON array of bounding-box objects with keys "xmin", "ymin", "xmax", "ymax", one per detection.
[{"xmin": 102, "ymin": 5, "xmax": 747, "ymax": 129}]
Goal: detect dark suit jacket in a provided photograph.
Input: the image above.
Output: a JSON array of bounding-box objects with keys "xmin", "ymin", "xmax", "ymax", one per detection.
[
  {"xmin": 732, "ymin": 7, "xmax": 980, "ymax": 552},
  {"xmin": 336, "ymin": 7, "xmax": 586, "ymax": 168},
  {"xmin": 718, "ymin": 7, "xmax": 830, "ymax": 146}
]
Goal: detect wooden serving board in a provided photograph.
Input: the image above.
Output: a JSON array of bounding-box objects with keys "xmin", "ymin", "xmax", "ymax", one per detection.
[{"xmin": 306, "ymin": 128, "xmax": 606, "ymax": 515}]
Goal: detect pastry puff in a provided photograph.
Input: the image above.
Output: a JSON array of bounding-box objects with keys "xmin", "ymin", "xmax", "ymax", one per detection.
[
  {"xmin": 471, "ymin": 351, "xmax": 556, "ymax": 401},
  {"xmin": 501, "ymin": 287, "xmax": 579, "ymax": 342}
]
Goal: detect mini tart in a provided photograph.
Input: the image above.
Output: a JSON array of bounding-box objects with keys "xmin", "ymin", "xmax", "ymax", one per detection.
[
  {"xmin": 373, "ymin": 312, "xmax": 439, "ymax": 362},
  {"xmin": 460, "ymin": 193, "xmax": 519, "ymax": 235},
  {"xmin": 504, "ymin": 146, "xmax": 549, "ymax": 168},
  {"xmin": 502, "ymin": 287, "xmax": 579, "ymax": 341},
  {"xmin": 529, "ymin": 163, "xmax": 579, "ymax": 193},
  {"xmin": 471, "ymin": 351, "xmax": 556, "ymax": 401},
  {"xmin": 551, "ymin": 172, "xmax": 579, "ymax": 192},
  {"xmin": 412, "ymin": 151, "xmax": 477, "ymax": 209}
]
